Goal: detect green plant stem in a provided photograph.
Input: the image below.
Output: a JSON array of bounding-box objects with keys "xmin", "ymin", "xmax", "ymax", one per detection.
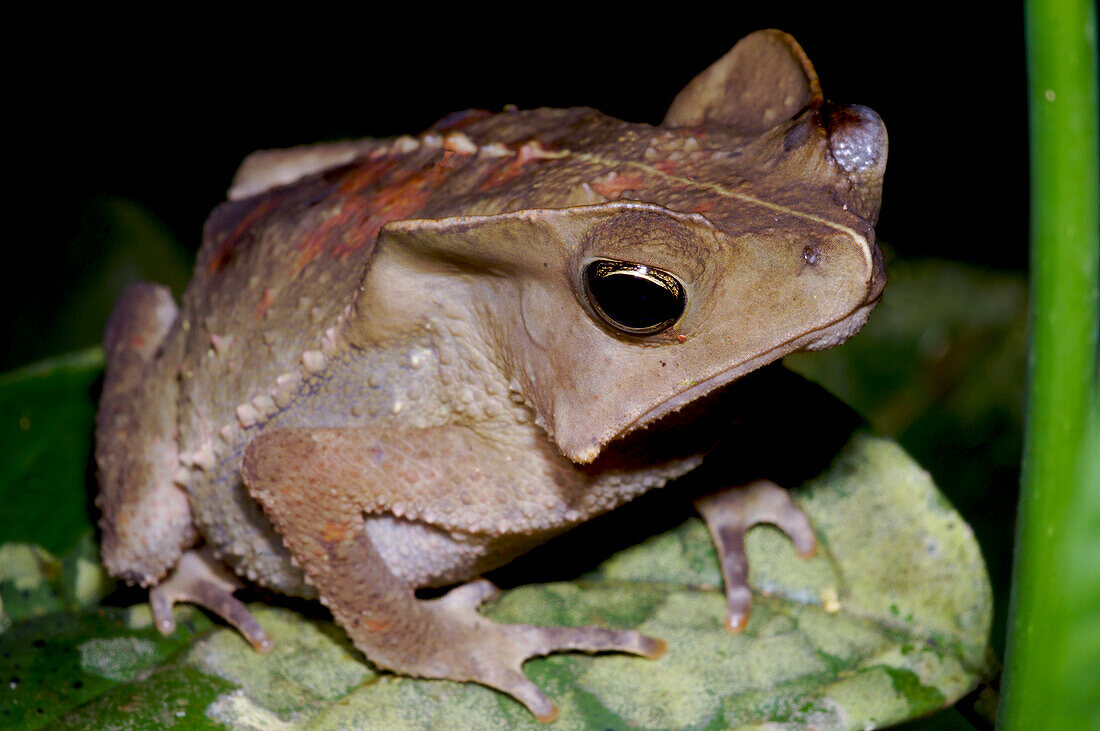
[{"xmin": 1001, "ymin": 0, "xmax": 1100, "ymax": 727}]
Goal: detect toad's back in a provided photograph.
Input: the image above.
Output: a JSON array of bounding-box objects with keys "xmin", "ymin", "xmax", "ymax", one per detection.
[{"xmin": 167, "ymin": 107, "xmax": 723, "ymax": 590}]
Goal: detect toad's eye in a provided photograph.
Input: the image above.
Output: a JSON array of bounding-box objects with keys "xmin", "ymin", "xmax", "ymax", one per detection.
[{"xmin": 583, "ymin": 259, "xmax": 686, "ymax": 335}]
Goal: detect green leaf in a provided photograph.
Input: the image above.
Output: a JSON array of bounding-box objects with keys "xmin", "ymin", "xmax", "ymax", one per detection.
[
  {"xmin": 569, "ymin": 430, "xmax": 990, "ymax": 729},
  {"xmin": 0, "ymin": 349, "xmax": 104, "ymax": 555},
  {"xmin": 0, "ymin": 606, "xmax": 218, "ymax": 729},
  {"xmin": 0, "ymin": 533, "xmax": 113, "ymax": 628},
  {"xmin": 0, "ymin": 350, "xmax": 992, "ymax": 729},
  {"xmin": 788, "ymin": 257, "xmax": 1026, "ymax": 676}
]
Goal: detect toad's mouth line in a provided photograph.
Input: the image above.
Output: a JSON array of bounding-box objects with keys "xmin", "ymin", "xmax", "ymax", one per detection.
[{"xmin": 612, "ymin": 302, "xmax": 877, "ymax": 444}]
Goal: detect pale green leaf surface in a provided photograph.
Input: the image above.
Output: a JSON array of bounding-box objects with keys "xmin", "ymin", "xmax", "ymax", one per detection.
[{"xmin": 3, "ymin": 428, "xmax": 991, "ymax": 730}]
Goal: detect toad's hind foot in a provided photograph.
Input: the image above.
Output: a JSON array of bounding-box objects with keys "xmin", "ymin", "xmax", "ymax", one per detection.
[
  {"xmin": 242, "ymin": 425, "xmax": 666, "ymax": 721},
  {"xmin": 694, "ymin": 479, "xmax": 816, "ymax": 632},
  {"xmin": 423, "ymin": 579, "xmax": 665, "ymax": 723},
  {"xmin": 150, "ymin": 547, "xmax": 273, "ymax": 653}
]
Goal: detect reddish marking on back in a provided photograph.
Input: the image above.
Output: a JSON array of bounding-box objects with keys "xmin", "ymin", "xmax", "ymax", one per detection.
[
  {"xmin": 653, "ymin": 159, "xmax": 681, "ymax": 176},
  {"xmin": 339, "ymin": 157, "xmax": 400, "ymax": 196},
  {"xmin": 477, "ymin": 139, "xmax": 558, "ymax": 190},
  {"xmin": 206, "ymin": 196, "xmax": 284, "ymax": 275},
  {"xmin": 691, "ymin": 200, "xmax": 715, "ymax": 214},
  {"xmin": 294, "ymin": 151, "xmax": 468, "ymax": 272},
  {"xmin": 292, "ymin": 158, "xmax": 398, "ymax": 271},
  {"xmin": 589, "ymin": 171, "xmax": 647, "ymax": 200}
]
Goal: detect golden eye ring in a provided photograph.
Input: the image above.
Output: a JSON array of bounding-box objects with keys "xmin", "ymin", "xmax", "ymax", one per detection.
[{"xmin": 582, "ymin": 259, "xmax": 686, "ymax": 335}]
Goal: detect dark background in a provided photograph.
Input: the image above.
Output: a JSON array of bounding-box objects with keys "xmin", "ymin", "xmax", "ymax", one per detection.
[
  {"xmin": 5, "ymin": 7, "xmax": 1027, "ymax": 371},
  {"xmin": 5, "ymin": 7, "xmax": 1027, "ymax": 728}
]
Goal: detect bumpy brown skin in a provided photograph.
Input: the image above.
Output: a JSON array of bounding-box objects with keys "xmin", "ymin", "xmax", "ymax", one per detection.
[{"xmin": 96, "ymin": 29, "xmax": 887, "ymax": 721}]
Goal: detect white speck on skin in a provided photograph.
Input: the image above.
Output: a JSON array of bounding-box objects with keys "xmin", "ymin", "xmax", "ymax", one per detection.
[
  {"xmin": 393, "ymin": 135, "xmax": 420, "ymax": 153},
  {"xmin": 251, "ymin": 394, "xmax": 276, "ymax": 416},
  {"xmin": 236, "ymin": 403, "xmax": 259, "ymax": 428},
  {"xmin": 210, "ymin": 333, "xmax": 233, "ymax": 355},
  {"xmin": 480, "ymin": 142, "xmax": 511, "ymax": 157},
  {"xmin": 271, "ymin": 387, "xmax": 293, "ymax": 409},
  {"xmin": 275, "ymin": 372, "xmax": 299, "ymax": 389},
  {"xmin": 192, "ymin": 445, "xmax": 216, "ymax": 471},
  {"xmin": 302, "ymin": 350, "xmax": 326, "ymax": 374},
  {"xmin": 443, "ymin": 132, "xmax": 477, "ymax": 154},
  {"xmin": 322, "ymin": 327, "xmax": 339, "ymax": 356}
]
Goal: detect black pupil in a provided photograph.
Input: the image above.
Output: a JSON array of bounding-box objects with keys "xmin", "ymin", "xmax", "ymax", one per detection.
[{"xmin": 585, "ymin": 262, "xmax": 684, "ymax": 333}]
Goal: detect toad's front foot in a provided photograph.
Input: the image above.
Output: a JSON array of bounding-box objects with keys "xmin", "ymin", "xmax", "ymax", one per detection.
[
  {"xmin": 694, "ymin": 479, "xmax": 816, "ymax": 632},
  {"xmin": 150, "ymin": 547, "xmax": 273, "ymax": 653},
  {"xmin": 416, "ymin": 579, "xmax": 664, "ymax": 722}
]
